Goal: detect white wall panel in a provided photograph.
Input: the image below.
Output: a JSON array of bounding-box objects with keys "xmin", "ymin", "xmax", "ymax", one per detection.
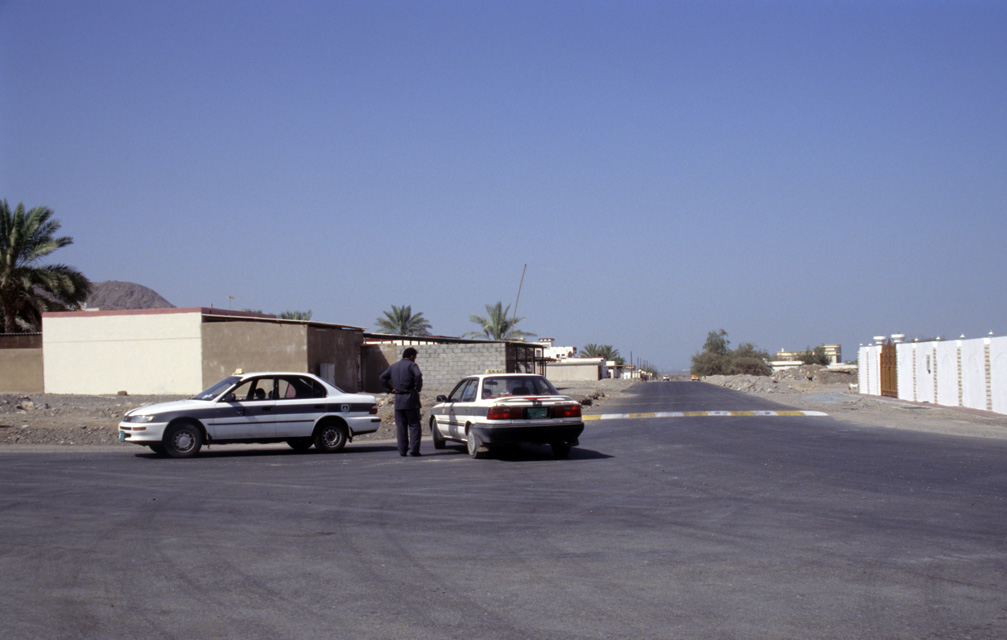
[
  {"xmin": 43, "ymin": 310, "xmax": 203, "ymax": 394},
  {"xmin": 935, "ymin": 341, "xmax": 959, "ymax": 407},
  {"xmin": 961, "ymin": 339, "xmax": 988, "ymax": 411},
  {"xmin": 990, "ymin": 337, "xmax": 1007, "ymax": 414}
]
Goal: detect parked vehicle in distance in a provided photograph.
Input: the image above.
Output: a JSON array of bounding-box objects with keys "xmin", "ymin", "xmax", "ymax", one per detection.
[
  {"xmin": 118, "ymin": 372, "xmax": 379, "ymax": 458},
  {"xmin": 429, "ymin": 373, "xmax": 584, "ymax": 459}
]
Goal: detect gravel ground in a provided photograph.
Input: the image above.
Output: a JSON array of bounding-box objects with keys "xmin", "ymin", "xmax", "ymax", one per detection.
[
  {"xmin": 701, "ymin": 365, "xmax": 1007, "ymax": 440},
  {"xmin": 2, "ymin": 371, "xmax": 1005, "ymax": 448}
]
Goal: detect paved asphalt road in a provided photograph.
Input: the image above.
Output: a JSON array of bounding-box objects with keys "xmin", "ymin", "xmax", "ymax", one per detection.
[{"xmin": 2, "ymin": 382, "xmax": 1005, "ymax": 639}]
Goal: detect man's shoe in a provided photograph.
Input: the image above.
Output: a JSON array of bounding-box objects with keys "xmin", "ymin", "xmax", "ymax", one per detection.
[{"xmin": 408, "ymin": 451, "xmax": 421, "ymax": 457}]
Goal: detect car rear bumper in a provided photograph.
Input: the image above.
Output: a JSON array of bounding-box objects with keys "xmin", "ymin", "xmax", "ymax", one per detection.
[{"xmin": 471, "ymin": 422, "xmax": 584, "ymax": 446}]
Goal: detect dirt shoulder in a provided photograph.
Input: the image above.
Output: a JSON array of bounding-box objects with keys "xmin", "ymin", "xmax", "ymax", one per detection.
[
  {"xmin": 701, "ymin": 366, "xmax": 1007, "ymax": 441},
  {"xmin": 2, "ymin": 371, "xmax": 1004, "ymax": 448}
]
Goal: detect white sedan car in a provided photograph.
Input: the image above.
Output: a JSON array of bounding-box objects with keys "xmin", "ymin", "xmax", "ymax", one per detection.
[
  {"xmin": 118, "ymin": 372, "xmax": 379, "ymax": 458},
  {"xmin": 429, "ymin": 373, "xmax": 584, "ymax": 459}
]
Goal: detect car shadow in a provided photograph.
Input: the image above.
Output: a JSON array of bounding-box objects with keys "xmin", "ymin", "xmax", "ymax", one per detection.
[
  {"xmin": 134, "ymin": 443, "xmax": 402, "ymax": 459},
  {"xmin": 438, "ymin": 443, "xmax": 612, "ymax": 461}
]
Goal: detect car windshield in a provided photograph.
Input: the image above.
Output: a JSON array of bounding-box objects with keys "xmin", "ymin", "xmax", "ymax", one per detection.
[
  {"xmin": 191, "ymin": 376, "xmax": 241, "ymax": 400},
  {"xmin": 481, "ymin": 376, "xmax": 558, "ymax": 399}
]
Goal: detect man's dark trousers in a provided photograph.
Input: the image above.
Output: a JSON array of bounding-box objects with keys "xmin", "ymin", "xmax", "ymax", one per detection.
[{"xmin": 394, "ymin": 406, "xmax": 421, "ymax": 456}]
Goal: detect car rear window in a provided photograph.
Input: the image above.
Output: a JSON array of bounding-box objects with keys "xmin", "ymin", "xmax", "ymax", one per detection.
[{"xmin": 481, "ymin": 376, "xmax": 558, "ymax": 398}]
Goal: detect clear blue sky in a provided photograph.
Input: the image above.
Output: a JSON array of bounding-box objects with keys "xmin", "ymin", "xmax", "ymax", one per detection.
[{"xmin": 2, "ymin": 1, "xmax": 1005, "ymax": 370}]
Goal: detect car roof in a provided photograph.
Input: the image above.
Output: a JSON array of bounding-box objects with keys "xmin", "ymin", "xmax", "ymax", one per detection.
[
  {"xmin": 471, "ymin": 373, "xmax": 545, "ymax": 380},
  {"xmin": 237, "ymin": 371, "xmax": 323, "ymax": 379}
]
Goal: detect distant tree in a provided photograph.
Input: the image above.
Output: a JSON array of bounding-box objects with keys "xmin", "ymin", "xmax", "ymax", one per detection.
[
  {"xmin": 375, "ymin": 304, "xmax": 432, "ymax": 336},
  {"xmin": 799, "ymin": 345, "xmax": 830, "ymax": 366},
  {"xmin": 464, "ymin": 302, "xmax": 535, "ymax": 340},
  {"xmin": 582, "ymin": 343, "xmax": 624, "ymax": 365},
  {"xmin": 730, "ymin": 342, "xmax": 772, "ymax": 376},
  {"xmin": 690, "ymin": 351, "xmax": 731, "ymax": 376},
  {"xmin": 0, "ymin": 200, "xmax": 90, "ymax": 332},
  {"xmin": 279, "ymin": 310, "xmax": 312, "ymax": 320},
  {"xmin": 691, "ymin": 329, "xmax": 771, "ymax": 376},
  {"xmin": 703, "ymin": 329, "xmax": 730, "ymax": 356}
]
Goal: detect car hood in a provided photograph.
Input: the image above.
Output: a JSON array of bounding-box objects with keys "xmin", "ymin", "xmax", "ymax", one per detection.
[{"xmin": 125, "ymin": 399, "xmax": 210, "ymax": 417}]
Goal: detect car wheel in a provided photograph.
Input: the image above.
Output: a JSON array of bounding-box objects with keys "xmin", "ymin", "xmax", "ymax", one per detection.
[
  {"xmin": 286, "ymin": 438, "xmax": 313, "ymax": 452},
  {"xmin": 148, "ymin": 443, "xmax": 165, "ymax": 456},
  {"xmin": 466, "ymin": 429, "xmax": 484, "ymax": 459},
  {"xmin": 431, "ymin": 418, "xmax": 445, "ymax": 450},
  {"xmin": 551, "ymin": 442, "xmax": 572, "ymax": 459},
  {"xmin": 162, "ymin": 421, "xmax": 202, "ymax": 458},
  {"xmin": 314, "ymin": 421, "xmax": 347, "ymax": 453}
]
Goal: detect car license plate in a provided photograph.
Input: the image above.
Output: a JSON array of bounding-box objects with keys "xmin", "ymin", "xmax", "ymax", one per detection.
[
  {"xmin": 526, "ymin": 407, "xmax": 548, "ymax": 419},
  {"xmin": 118, "ymin": 431, "xmax": 126, "ymax": 442}
]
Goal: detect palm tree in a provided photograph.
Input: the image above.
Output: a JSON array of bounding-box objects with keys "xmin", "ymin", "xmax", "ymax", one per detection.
[
  {"xmin": 278, "ymin": 310, "xmax": 312, "ymax": 320},
  {"xmin": 0, "ymin": 200, "xmax": 90, "ymax": 333},
  {"xmin": 375, "ymin": 304, "xmax": 432, "ymax": 336},
  {"xmin": 464, "ymin": 302, "xmax": 535, "ymax": 340},
  {"xmin": 582, "ymin": 343, "xmax": 624, "ymax": 364}
]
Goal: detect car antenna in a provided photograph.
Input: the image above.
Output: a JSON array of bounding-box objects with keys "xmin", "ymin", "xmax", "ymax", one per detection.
[{"xmin": 512, "ymin": 263, "xmax": 526, "ymax": 338}]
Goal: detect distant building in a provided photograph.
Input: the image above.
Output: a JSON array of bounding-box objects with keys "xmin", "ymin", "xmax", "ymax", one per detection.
[
  {"xmin": 774, "ymin": 344, "xmax": 842, "ymax": 366},
  {"xmin": 534, "ymin": 338, "xmax": 577, "ymax": 360}
]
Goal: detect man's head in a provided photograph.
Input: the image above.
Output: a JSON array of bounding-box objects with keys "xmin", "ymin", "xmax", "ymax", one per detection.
[{"xmin": 403, "ymin": 347, "xmax": 418, "ymax": 360}]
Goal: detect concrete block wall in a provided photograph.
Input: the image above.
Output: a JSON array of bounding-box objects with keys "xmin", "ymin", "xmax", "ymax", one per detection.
[{"xmin": 362, "ymin": 342, "xmax": 509, "ymax": 395}]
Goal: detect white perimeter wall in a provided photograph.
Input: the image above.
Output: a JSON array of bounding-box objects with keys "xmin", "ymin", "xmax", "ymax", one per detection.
[
  {"xmin": 43, "ymin": 311, "xmax": 203, "ymax": 394},
  {"xmin": 990, "ymin": 338, "xmax": 1007, "ymax": 414},
  {"xmin": 858, "ymin": 345, "xmax": 880, "ymax": 395},
  {"xmin": 859, "ymin": 336, "xmax": 1006, "ymax": 416},
  {"xmin": 545, "ymin": 359, "xmax": 603, "ymax": 382}
]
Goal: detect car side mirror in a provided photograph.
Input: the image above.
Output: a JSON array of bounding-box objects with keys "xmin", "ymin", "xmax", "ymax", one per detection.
[
  {"xmin": 436, "ymin": 395, "xmax": 448, "ymax": 402},
  {"xmin": 223, "ymin": 392, "xmax": 236, "ymax": 402}
]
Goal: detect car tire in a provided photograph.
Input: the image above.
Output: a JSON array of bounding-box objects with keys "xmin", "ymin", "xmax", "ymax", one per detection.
[
  {"xmin": 314, "ymin": 420, "xmax": 347, "ymax": 453},
  {"xmin": 466, "ymin": 429, "xmax": 484, "ymax": 459},
  {"xmin": 148, "ymin": 443, "xmax": 165, "ymax": 456},
  {"xmin": 286, "ymin": 438, "xmax": 313, "ymax": 452},
  {"xmin": 551, "ymin": 442, "xmax": 572, "ymax": 459},
  {"xmin": 431, "ymin": 418, "xmax": 445, "ymax": 450},
  {"xmin": 162, "ymin": 421, "xmax": 202, "ymax": 458}
]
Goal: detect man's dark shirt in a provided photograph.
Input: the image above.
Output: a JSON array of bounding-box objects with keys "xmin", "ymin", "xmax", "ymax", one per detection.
[{"xmin": 379, "ymin": 358, "xmax": 423, "ymax": 410}]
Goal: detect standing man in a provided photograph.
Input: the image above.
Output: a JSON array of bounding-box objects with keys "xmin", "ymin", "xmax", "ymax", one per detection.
[{"xmin": 379, "ymin": 347, "xmax": 423, "ymax": 457}]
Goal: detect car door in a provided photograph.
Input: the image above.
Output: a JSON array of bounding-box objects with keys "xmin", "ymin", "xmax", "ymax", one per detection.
[
  {"xmin": 273, "ymin": 375, "xmax": 328, "ymax": 438},
  {"xmin": 206, "ymin": 376, "xmax": 277, "ymax": 440},
  {"xmin": 442, "ymin": 378, "xmax": 478, "ymax": 439}
]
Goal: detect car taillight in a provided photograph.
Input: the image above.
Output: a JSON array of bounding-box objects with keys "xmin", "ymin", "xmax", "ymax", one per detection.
[
  {"xmin": 369, "ymin": 405, "xmax": 378, "ymax": 415},
  {"xmin": 487, "ymin": 406, "xmax": 522, "ymax": 420},
  {"xmin": 553, "ymin": 405, "xmax": 581, "ymax": 418}
]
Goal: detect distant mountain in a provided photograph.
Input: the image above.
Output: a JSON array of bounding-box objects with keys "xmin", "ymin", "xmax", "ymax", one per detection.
[{"xmin": 85, "ymin": 281, "xmax": 175, "ymax": 311}]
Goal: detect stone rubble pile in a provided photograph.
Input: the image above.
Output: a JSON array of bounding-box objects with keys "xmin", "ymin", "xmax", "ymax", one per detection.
[{"xmin": 702, "ymin": 365, "xmax": 857, "ymax": 394}]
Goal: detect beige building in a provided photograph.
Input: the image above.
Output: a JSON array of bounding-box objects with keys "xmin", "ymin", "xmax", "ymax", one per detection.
[
  {"xmin": 774, "ymin": 344, "xmax": 842, "ymax": 365},
  {"xmin": 42, "ymin": 308, "xmax": 365, "ymax": 395},
  {"xmin": 0, "ymin": 333, "xmax": 44, "ymax": 393}
]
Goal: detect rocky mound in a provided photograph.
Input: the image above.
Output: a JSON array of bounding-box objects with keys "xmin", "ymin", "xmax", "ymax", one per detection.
[
  {"xmin": 703, "ymin": 364, "xmax": 857, "ymax": 394},
  {"xmin": 86, "ymin": 281, "xmax": 174, "ymax": 311}
]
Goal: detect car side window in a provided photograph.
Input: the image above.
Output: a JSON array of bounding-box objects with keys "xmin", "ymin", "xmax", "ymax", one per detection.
[
  {"xmin": 275, "ymin": 376, "xmax": 327, "ymax": 400},
  {"xmin": 230, "ymin": 378, "xmax": 275, "ymax": 401},
  {"xmin": 448, "ymin": 379, "xmax": 477, "ymax": 403}
]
